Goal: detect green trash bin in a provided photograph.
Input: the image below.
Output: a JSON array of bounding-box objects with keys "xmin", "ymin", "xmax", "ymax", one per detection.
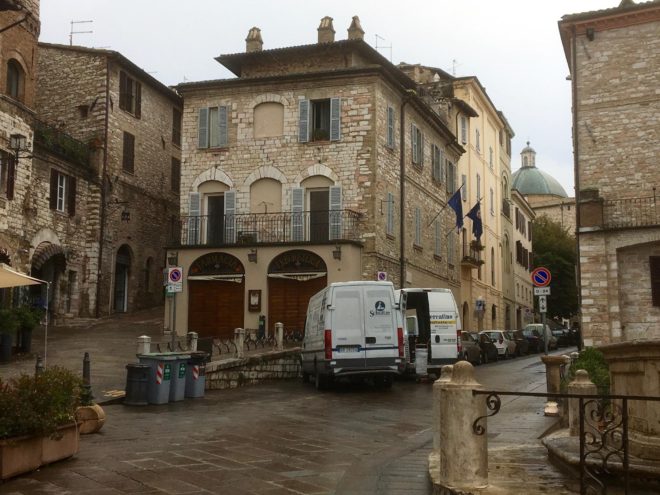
[
  {"xmin": 185, "ymin": 351, "xmax": 208, "ymax": 398},
  {"xmin": 138, "ymin": 354, "xmax": 177, "ymax": 405},
  {"xmin": 169, "ymin": 353, "xmax": 190, "ymax": 402}
]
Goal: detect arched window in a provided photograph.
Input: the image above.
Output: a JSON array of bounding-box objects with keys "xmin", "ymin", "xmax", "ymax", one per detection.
[{"xmin": 6, "ymin": 59, "xmax": 24, "ymax": 101}]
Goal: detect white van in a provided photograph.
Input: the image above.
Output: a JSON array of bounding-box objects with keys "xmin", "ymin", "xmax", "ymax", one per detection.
[
  {"xmin": 395, "ymin": 288, "xmax": 462, "ymax": 375},
  {"xmin": 301, "ymin": 281, "xmax": 404, "ymax": 389}
]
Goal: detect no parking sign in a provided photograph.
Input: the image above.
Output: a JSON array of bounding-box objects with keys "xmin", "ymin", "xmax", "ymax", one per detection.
[{"xmin": 167, "ymin": 267, "xmax": 183, "ymax": 293}]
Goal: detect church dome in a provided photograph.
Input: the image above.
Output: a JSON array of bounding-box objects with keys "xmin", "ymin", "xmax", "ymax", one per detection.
[{"xmin": 511, "ymin": 142, "xmax": 568, "ymax": 198}]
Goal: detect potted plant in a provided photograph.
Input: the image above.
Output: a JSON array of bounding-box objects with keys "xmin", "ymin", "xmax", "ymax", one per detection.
[
  {"xmin": 14, "ymin": 306, "xmax": 43, "ymax": 354},
  {"xmin": 0, "ymin": 309, "xmax": 19, "ymax": 363},
  {"xmin": 0, "ymin": 367, "xmax": 82, "ymax": 480}
]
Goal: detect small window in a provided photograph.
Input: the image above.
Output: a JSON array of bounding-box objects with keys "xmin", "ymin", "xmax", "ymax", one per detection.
[
  {"xmin": 446, "ymin": 161, "xmax": 456, "ymax": 194},
  {"xmin": 490, "ymin": 188, "xmax": 494, "ymax": 215},
  {"xmin": 49, "ymin": 169, "xmax": 76, "ymax": 216},
  {"xmin": 475, "ymin": 128, "xmax": 481, "ymax": 153},
  {"xmin": 299, "ymin": 98, "xmax": 341, "ymax": 142},
  {"xmin": 171, "ymin": 157, "xmax": 180, "ymax": 193},
  {"xmin": 460, "ymin": 116, "xmax": 467, "ymax": 145},
  {"xmin": 119, "ymin": 71, "xmax": 141, "ymax": 117},
  {"xmin": 122, "ymin": 131, "xmax": 135, "ymax": 173},
  {"xmin": 651, "ymin": 257, "xmax": 660, "ymax": 306},
  {"xmin": 386, "ymin": 192, "xmax": 394, "ymax": 236},
  {"xmin": 6, "ymin": 59, "xmax": 24, "ymax": 101},
  {"xmin": 431, "ymin": 144, "xmax": 444, "ymax": 182},
  {"xmin": 172, "ymin": 107, "xmax": 182, "ymax": 146},
  {"xmin": 387, "ymin": 106, "xmax": 395, "ymax": 148},
  {"xmin": 489, "ymin": 146, "xmax": 493, "ymax": 168},
  {"xmin": 411, "ymin": 123, "xmax": 423, "ymax": 166},
  {"xmin": 461, "ymin": 174, "xmax": 467, "ymax": 201},
  {"xmin": 414, "ymin": 208, "xmax": 422, "ymax": 246},
  {"xmin": 198, "ymin": 106, "xmax": 229, "ymax": 148}
]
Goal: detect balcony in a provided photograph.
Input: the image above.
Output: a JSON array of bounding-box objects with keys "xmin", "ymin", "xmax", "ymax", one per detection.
[
  {"xmin": 34, "ymin": 120, "xmax": 90, "ymax": 168},
  {"xmin": 501, "ymin": 199, "xmax": 511, "ymax": 219},
  {"xmin": 602, "ymin": 195, "xmax": 659, "ymax": 229},
  {"xmin": 172, "ymin": 209, "xmax": 362, "ymax": 247},
  {"xmin": 461, "ymin": 241, "xmax": 484, "ymax": 269}
]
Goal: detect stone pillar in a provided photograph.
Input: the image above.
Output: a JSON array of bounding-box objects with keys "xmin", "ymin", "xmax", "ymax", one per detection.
[
  {"xmin": 433, "ymin": 365, "xmax": 453, "ymax": 451},
  {"xmin": 234, "ymin": 328, "xmax": 245, "ymax": 359},
  {"xmin": 187, "ymin": 332, "xmax": 198, "ymax": 352},
  {"xmin": 439, "ymin": 361, "xmax": 487, "ymax": 490},
  {"xmin": 541, "ymin": 354, "xmax": 569, "ymax": 415},
  {"xmin": 275, "ymin": 322, "xmax": 284, "ymax": 351},
  {"xmin": 136, "ymin": 335, "xmax": 151, "ymax": 355},
  {"xmin": 567, "ymin": 369, "xmax": 597, "ymax": 436}
]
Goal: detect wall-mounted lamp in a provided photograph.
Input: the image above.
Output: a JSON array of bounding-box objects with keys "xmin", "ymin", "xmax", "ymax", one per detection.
[
  {"xmin": 167, "ymin": 252, "xmax": 178, "ymax": 266},
  {"xmin": 586, "ymin": 27, "xmax": 595, "ymax": 41},
  {"xmin": 332, "ymin": 244, "xmax": 342, "ymax": 260},
  {"xmin": 248, "ymin": 248, "xmax": 258, "ymax": 263},
  {"xmin": 9, "ymin": 133, "xmax": 32, "ymax": 161}
]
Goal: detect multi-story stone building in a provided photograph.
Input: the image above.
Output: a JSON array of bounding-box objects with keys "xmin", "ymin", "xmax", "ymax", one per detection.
[
  {"xmin": 511, "ymin": 189, "xmax": 535, "ymax": 329},
  {"xmin": 171, "ymin": 17, "xmax": 463, "ymax": 338},
  {"xmin": 34, "ymin": 43, "xmax": 182, "ymax": 318},
  {"xmin": 559, "ymin": 0, "xmax": 660, "ymax": 461}
]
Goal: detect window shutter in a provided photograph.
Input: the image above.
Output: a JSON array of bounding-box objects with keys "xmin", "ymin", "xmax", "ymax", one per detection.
[
  {"xmin": 224, "ymin": 190, "xmax": 236, "ymax": 243},
  {"xmin": 49, "ymin": 169, "xmax": 58, "ymax": 210},
  {"xmin": 298, "ymin": 100, "xmax": 309, "ymax": 143},
  {"xmin": 329, "ymin": 185, "xmax": 342, "ymax": 240},
  {"xmin": 119, "ymin": 71, "xmax": 127, "ymax": 110},
  {"xmin": 419, "ymin": 133, "xmax": 424, "ymax": 166},
  {"xmin": 386, "ymin": 192, "xmax": 394, "ymax": 236},
  {"xmin": 411, "ymin": 123, "xmax": 418, "ymax": 163},
  {"xmin": 6, "ymin": 155, "xmax": 15, "ymax": 200},
  {"xmin": 122, "ymin": 132, "xmax": 135, "ymax": 173},
  {"xmin": 435, "ymin": 219, "xmax": 442, "ymax": 257},
  {"xmin": 330, "ymin": 97, "xmax": 341, "ymax": 141},
  {"xmin": 68, "ymin": 176, "xmax": 77, "ymax": 216},
  {"xmin": 218, "ymin": 105, "xmax": 228, "ymax": 147},
  {"xmin": 198, "ymin": 108, "xmax": 209, "ymax": 148},
  {"xmin": 387, "ymin": 106, "xmax": 394, "ymax": 148},
  {"xmin": 432, "ymin": 145, "xmax": 441, "ymax": 181},
  {"xmin": 651, "ymin": 257, "xmax": 660, "ymax": 307},
  {"xmin": 460, "ymin": 116, "xmax": 467, "ymax": 144},
  {"xmin": 291, "ymin": 187, "xmax": 304, "ymax": 241},
  {"xmin": 439, "ymin": 150, "xmax": 445, "ymax": 183},
  {"xmin": 135, "ymin": 82, "xmax": 142, "ymax": 118},
  {"xmin": 461, "ymin": 174, "xmax": 467, "ymax": 201},
  {"xmin": 188, "ymin": 192, "xmax": 200, "ymax": 244}
]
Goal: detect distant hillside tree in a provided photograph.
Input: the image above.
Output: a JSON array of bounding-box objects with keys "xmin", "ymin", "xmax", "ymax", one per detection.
[{"xmin": 532, "ymin": 216, "xmax": 578, "ymax": 320}]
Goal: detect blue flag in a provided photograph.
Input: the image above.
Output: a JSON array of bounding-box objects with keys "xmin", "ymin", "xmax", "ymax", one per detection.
[
  {"xmin": 467, "ymin": 201, "xmax": 482, "ymax": 241},
  {"xmin": 447, "ymin": 189, "xmax": 463, "ymax": 232}
]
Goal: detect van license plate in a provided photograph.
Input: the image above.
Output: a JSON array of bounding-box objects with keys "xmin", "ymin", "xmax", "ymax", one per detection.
[{"xmin": 337, "ymin": 345, "xmax": 360, "ymax": 353}]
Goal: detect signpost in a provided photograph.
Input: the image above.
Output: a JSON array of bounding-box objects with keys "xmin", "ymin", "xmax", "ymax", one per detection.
[
  {"xmin": 534, "ymin": 287, "xmax": 550, "ymax": 296},
  {"xmin": 531, "ymin": 267, "xmax": 552, "ymax": 355},
  {"xmin": 167, "ymin": 267, "xmax": 183, "ymax": 349}
]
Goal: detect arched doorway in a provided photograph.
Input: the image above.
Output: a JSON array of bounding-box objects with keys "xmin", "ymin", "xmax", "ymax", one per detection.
[
  {"xmin": 187, "ymin": 252, "xmax": 245, "ymax": 339},
  {"xmin": 267, "ymin": 250, "xmax": 327, "ymax": 335},
  {"xmin": 114, "ymin": 245, "xmax": 132, "ymax": 313},
  {"xmin": 30, "ymin": 242, "xmax": 67, "ymax": 315},
  {"xmin": 462, "ymin": 301, "xmax": 470, "ymax": 332}
]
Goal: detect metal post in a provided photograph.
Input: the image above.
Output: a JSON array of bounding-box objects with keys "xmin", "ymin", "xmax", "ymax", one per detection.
[
  {"xmin": 170, "ymin": 293, "xmax": 177, "ymax": 351},
  {"xmin": 43, "ymin": 282, "xmax": 49, "ymax": 366},
  {"xmin": 542, "ymin": 312, "xmax": 548, "ymax": 355},
  {"xmin": 81, "ymin": 352, "xmax": 93, "ymax": 405},
  {"xmin": 623, "ymin": 397, "xmax": 629, "ymax": 494},
  {"xmin": 275, "ymin": 322, "xmax": 284, "ymax": 351},
  {"xmin": 579, "ymin": 397, "xmax": 585, "ymax": 495},
  {"xmin": 35, "ymin": 354, "xmax": 44, "ymax": 375}
]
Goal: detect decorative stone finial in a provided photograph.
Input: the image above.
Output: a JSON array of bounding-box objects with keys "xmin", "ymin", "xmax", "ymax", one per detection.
[
  {"xmin": 450, "ymin": 360, "xmax": 478, "ymax": 385},
  {"xmin": 575, "ymin": 369, "xmax": 592, "ymax": 383},
  {"xmin": 246, "ymin": 27, "xmax": 263, "ymax": 52},
  {"xmin": 347, "ymin": 16, "xmax": 365, "ymax": 40},
  {"xmin": 317, "ymin": 16, "xmax": 335, "ymax": 43}
]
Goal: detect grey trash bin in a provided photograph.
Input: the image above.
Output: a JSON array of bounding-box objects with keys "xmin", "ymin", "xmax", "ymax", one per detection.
[
  {"xmin": 415, "ymin": 345, "xmax": 428, "ymax": 376},
  {"xmin": 169, "ymin": 353, "xmax": 190, "ymax": 402},
  {"xmin": 138, "ymin": 354, "xmax": 176, "ymax": 405},
  {"xmin": 124, "ymin": 363, "xmax": 150, "ymax": 406},
  {"xmin": 185, "ymin": 351, "xmax": 208, "ymax": 398}
]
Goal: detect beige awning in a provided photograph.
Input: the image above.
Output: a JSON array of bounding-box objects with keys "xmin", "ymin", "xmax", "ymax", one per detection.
[{"xmin": 0, "ymin": 263, "xmax": 46, "ymax": 288}]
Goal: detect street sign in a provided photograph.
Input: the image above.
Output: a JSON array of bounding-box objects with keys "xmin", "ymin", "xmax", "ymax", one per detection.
[
  {"xmin": 531, "ymin": 267, "xmax": 552, "ymax": 287},
  {"xmin": 539, "ymin": 295, "xmax": 547, "ymax": 313},
  {"xmin": 377, "ymin": 271, "xmax": 387, "ymax": 281},
  {"xmin": 534, "ymin": 287, "xmax": 551, "ymax": 296},
  {"xmin": 167, "ymin": 267, "xmax": 183, "ymax": 293}
]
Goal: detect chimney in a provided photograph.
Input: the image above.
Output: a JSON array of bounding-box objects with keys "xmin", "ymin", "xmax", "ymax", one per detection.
[
  {"xmin": 347, "ymin": 16, "xmax": 364, "ymax": 41},
  {"xmin": 317, "ymin": 16, "xmax": 335, "ymax": 43},
  {"xmin": 245, "ymin": 27, "xmax": 263, "ymax": 52}
]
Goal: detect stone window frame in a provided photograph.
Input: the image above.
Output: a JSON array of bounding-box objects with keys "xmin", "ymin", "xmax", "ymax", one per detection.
[
  {"xmin": 49, "ymin": 168, "xmax": 76, "ymax": 217},
  {"xmin": 6, "ymin": 59, "xmax": 25, "ymax": 102}
]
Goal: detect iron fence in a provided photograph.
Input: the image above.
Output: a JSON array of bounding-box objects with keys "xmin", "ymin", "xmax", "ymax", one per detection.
[
  {"xmin": 603, "ymin": 195, "xmax": 659, "ymax": 229},
  {"xmin": 473, "ymin": 390, "xmax": 660, "ymax": 495},
  {"xmin": 33, "ymin": 119, "xmax": 90, "ymax": 168},
  {"xmin": 172, "ymin": 209, "xmax": 362, "ymax": 247}
]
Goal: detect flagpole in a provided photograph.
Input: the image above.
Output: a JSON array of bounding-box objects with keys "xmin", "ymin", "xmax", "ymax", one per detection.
[{"xmin": 427, "ymin": 184, "xmax": 464, "ymax": 228}]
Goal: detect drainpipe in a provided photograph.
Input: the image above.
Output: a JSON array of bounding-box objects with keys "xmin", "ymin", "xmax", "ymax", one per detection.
[
  {"xmin": 571, "ymin": 25, "xmax": 582, "ymax": 331},
  {"xmin": 94, "ymin": 56, "xmax": 111, "ymax": 318},
  {"xmin": 399, "ymin": 90, "xmax": 415, "ymax": 287}
]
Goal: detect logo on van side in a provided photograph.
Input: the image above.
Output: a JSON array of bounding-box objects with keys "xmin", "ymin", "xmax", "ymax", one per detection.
[{"xmin": 369, "ymin": 300, "xmax": 390, "ymax": 317}]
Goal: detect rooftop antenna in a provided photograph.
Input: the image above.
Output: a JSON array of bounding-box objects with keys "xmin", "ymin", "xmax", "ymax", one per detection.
[
  {"xmin": 69, "ymin": 20, "xmax": 93, "ymax": 46},
  {"xmin": 375, "ymin": 34, "xmax": 392, "ymax": 62},
  {"xmin": 451, "ymin": 58, "xmax": 461, "ymax": 76}
]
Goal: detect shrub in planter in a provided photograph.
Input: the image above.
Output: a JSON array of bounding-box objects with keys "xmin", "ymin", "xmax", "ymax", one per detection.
[
  {"xmin": 14, "ymin": 306, "xmax": 43, "ymax": 353},
  {"xmin": 562, "ymin": 347, "xmax": 610, "ymax": 395}
]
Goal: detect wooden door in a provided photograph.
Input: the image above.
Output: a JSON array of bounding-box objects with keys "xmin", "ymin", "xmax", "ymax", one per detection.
[
  {"xmin": 188, "ymin": 279, "xmax": 244, "ymax": 338},
  {"xmin": 268, "ymin": 276, "xmax": 327, "ymax": 335}
]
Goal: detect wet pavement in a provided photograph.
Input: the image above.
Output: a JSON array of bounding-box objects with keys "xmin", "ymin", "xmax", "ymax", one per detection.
[{"xmin": 0, "ymin": 308, "xmax": 582, "ymax": 494}]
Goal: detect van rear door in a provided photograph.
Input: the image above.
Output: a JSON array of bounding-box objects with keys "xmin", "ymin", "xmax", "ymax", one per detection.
[
  {"xmin": 364, "ymin": 286, "xmax": 397, "ymax": 361},
  {"xmin": 428, "ymin": 292, "xmax": 459, "ymax": 362},
  {"xmin": 331, "ymin": 286, "xmax": 366, "ymax": 364}
]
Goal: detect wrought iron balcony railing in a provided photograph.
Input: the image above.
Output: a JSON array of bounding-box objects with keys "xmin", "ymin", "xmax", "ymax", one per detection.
[
  {"xmin": 34, "ymin": 120, "xmax": 90, "ymax": 168},
  {"xmin": 172, "ymin": 209, "xmax": 362, "ymax": 247},
  {"xmin": 603, "ymin": 195, "xmax": 659, "ymax": 229},
  {"xmin": 461, "ymin": 241, "xmax": 484, "ymax": 268}
]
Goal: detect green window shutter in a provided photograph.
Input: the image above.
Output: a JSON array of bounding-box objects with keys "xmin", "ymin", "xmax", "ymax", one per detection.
[
  {"xmin": 224, "ymin": 190, "xmax": 236, "ymax": 243},
  {"xmin": 291, "ymin": 187, "xmax": 305, "ymax": 241},
  {"xmin": 298, "ymin": 100, "xmax": 309, "ymax": 143},
  {"xmin": 439, "ymin": 149, "xmax": 445, "ymax": 183},
  {"xmin": 419, "ymin": 133, "xmax": 424, "ymax": 166},
  {"xmin": 218, "ymin": 105, "xmax": 228, "ymax": 147},
  {"xmin": 329, "ymin": 185, "xmax": 342, "ymax": 240},
  {"xmin": 198, "ymin": 108, "xmax": 209, "ymax": 148},
  {"xmin": 330, "ymin": 97, "xmax": 341, "ymax": 141},
  {"xmin": 188, "ymin": 192, "xmax": 200, "ymax": 244}
]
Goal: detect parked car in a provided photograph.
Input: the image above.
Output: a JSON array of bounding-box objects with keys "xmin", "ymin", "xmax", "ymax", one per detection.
[
  {"xmin": 524, "ymin": 324, "xmax": 558, "ymax": 352},
  {"xmin": 552, "ymin": 329, "xmax": 571, "ymax": 347},
  {"xmin": 522, "ymin": 328, "xmax": 543, "ymax": 353},
  {"xmin": 481, "ymin": 330, "xmax": 516, "ymax": 359},
  {"xmin": 474, "ymin": 332, "xmax": 498, "ymax": 363},
  {"xmin": 508, "ymin": 330, "xmax": 529, "ymax": 356},
  {"xmin": 460, "ymin": 332, "xmax": 482, "ymax": 365}
]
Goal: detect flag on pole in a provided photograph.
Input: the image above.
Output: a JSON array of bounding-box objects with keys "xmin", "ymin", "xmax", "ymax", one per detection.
[
  {"xmin": 467, "ymin": 201, "xmax": 482, "ymax": 241},
  {"xmin": 447, "ymin": 189, "xmax": 463, "ymax": 232}
]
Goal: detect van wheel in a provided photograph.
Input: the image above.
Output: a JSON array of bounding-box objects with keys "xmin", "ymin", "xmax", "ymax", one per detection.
[
  {"xmin": 375, "ymin": 376, "xmax": 393, "ymax": 389},
  {"xmin": 301, "ymin": 371, "xmax": 310, "ymax": 383},
  {"xmin": 314, "ymin": 373, "xmax": 328, "ymax": 391}
]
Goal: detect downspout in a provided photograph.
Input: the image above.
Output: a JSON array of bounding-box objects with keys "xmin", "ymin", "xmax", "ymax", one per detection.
[
  {"xmin": 95, "ymin": 55, "xmax": 110, "ymax": 318},
  {"xmin": 571, "ymin": 24, "xmax": 582, "ymax": 328},
  {"xmin": 399, "ymin": 90, "xmax": 414, "ymax": 287}
]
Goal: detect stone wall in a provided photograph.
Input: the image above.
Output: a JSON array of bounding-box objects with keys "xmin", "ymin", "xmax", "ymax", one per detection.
[{"xmin": 206, "ymin": 349, "xmax": 301, "ymax": 390}]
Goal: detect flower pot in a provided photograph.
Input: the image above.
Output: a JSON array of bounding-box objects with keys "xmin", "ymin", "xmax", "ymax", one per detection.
[
  {"xmin": 75, "ymin": 404, "xmax": 106, "ymax": 434},
  {"xmin": 41, "ymin": 423, "xmax": 80, "ymax": 464}
]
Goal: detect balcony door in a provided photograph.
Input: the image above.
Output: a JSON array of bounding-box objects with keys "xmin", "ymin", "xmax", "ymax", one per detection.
[
  {"xmin": 309, "ymin": 189, "xmax": 329, "ymax": 242},
  {"xmin": 207, "ymin": 195, "xmax": 225, "ymax": 245}
]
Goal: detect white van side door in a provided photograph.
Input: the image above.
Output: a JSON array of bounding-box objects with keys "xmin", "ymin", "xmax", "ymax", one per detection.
[{"xmin": 364, "ymin": 286, "xmax": 397, "ymax": 360}]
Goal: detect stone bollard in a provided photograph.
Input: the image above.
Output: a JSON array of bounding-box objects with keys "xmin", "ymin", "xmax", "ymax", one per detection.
[
  {"xmin": 568, "ymin": 369, "xmax": 598, "ymax": 436},
  {"xmin": 234, "ymin": 328, "xmax": 245, "ymax": 359},
  {"xmin": 570, "ymin": 351, "xmax": 580, "ymax": 366},
  {"xmin": 187, "ymin": 332, "xmax": 198, "ymax": 352},
  {"xmin": 541, "ymin": 354, "xmax": 568, "ymax": 416},
  {"xmin": 35, "ymin": 354, "xmax": 44, "ymax": 375},
  {"xmin": 433, "ymin": 365, "xmax": 453, "ymax": 452},
  {"xmin": 439, "ymin": 361, "xmax": 488, "ymax": 490},
  {"xmin": 136, "ymin": 335, "xmax": 151, "ymax": 355},
  {"xmin": 275, "ymin": 322, "xmax": 284, "ymax": 351}
]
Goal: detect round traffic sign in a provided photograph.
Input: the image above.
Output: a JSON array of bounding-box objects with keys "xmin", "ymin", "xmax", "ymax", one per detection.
[
  {"xmin": 531, "ymin": 267, "xmax": 551, "ymax": 287},
  {"xmin": 169, "ymin": 268, "xmax": 182, "ymax": 283}
]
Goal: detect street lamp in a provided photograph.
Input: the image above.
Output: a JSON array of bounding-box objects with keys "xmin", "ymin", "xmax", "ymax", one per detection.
[{"xmin": 9, "ymin": 133, "xmax": 31, "ymax": 161}]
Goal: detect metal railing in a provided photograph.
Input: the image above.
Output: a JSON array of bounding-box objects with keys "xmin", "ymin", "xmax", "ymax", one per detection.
[
  {"xmin": 603, "ymin": 195, "xmax": 659, "ymax": 229},
  {"xmin": 173, "ymin": 209, "xmax": 362, "ymax": 247},
  {"xmin": 33, "ymin": 120, "xmax": 90, "ymax": 168},
  {"xmin": 461, "ymin": 242, "xmax": 483, "ymax": 267},
  {"xmin": 473, "ymin": 390, "xmax": 660, "ymax": 494}
]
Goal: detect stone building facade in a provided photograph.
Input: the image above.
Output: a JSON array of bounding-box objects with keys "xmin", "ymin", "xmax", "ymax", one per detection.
[
  {"xmin": 560, "ymin": 0, "xmax": 660, "ymax": 461},
  {"xmin": 511, "ymin": 189, "xmax": 535, "ymax": 329},
  {"xmin": 171, "ymin": 17, "xmax": 463, "ymax": 339},
  {"xmin": 34, "ymin": 43, "xmax": 182, "ymax": 318}
]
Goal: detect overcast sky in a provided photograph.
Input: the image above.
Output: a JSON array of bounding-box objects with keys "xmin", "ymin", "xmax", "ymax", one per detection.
[{"xmin": 40, "ymin": 0, "xmax": 618, "ymax": 196}]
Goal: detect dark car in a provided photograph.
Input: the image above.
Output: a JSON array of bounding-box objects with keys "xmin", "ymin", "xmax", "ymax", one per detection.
[
  {"xmin": 473, "ymin": 332, "xmax": 498, "ymax": 363},
  {"xmin": 460, "ymin": 332, "xmax": 482, "ymax": 365},
  {"xmin": 508, "ymin": 330, "xmax": 529, "ymax": 356},
  {"xmin": 522, "ymin": 328, "xmax": 543, "ymax": 353},
  {"xmin": 552, "ymin": 329, "xmax": 571, "ymax": 348}
]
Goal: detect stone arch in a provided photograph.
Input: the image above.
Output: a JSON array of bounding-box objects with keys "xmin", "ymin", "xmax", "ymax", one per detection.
[
  {"xmin": 247, "ymin": 93, "xmax": 292, "ymax": 110},
  {"xmin": 30, "ymin": 229, "xmax": 62, "ymax": 260},
  {"xmin": 243, "ymin": 165, "xmax": 287, "ymax": 188},
  {"xmin": 292, "ymin": 164, "xmax": 339, "ymax": 187},
  {"xmin": 191, "ymin": 167, "xmax": 233, "ymax": 193}
]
